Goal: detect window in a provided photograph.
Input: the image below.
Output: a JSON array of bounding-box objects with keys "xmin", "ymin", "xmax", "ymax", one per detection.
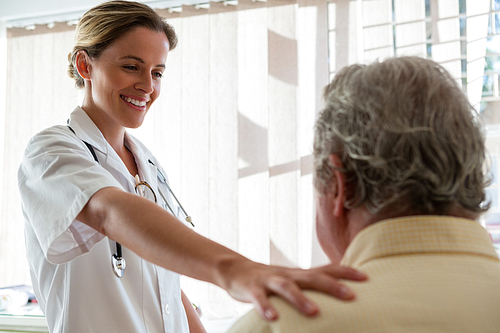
[{"xmin": 479, "ymin": 0, "xmax": 500, "ymax": 257}]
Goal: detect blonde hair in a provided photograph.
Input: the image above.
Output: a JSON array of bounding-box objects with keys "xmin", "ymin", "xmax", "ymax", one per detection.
[
  {"xmin": 314, "ymin": 56, "xmax": 489, "ymax": 215},
  {"xmin": 68, "ymin": 0, "xmax": 178, "ymax": 88}
]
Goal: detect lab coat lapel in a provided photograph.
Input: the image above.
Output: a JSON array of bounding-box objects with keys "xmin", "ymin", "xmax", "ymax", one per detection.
[{"xmin": 124, "ymin": 132, "xmax": 158, "ymax": 201}]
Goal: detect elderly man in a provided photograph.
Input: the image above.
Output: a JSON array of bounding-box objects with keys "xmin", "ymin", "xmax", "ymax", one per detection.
[{"xmin": 228, "ymin": 56, "xmax": 500, "ymax": 332}]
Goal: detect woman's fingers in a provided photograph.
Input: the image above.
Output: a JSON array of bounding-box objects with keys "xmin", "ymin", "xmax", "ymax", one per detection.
[
  {"xmin": 254, "ymin": 265, "xmax": 368, "ymax": 319},
  {"xmin": 319, "ymin": 264, "xmax": 368, "ymax": 281},
  {"xmin": 250, "ymin": 289, "xmax": 279, "ymax": 320},
  {"xmin": 265, "ymin": 276, "xmax": 319, "ymax": 316},
  {"xmin": 293, "ymin": 265, "xmax": 368, "ymax": 300},
  {"xmin": 293, "ymin": 271, "xmax": 356, "ymax": 300},
  {"xmin": 226, "ymin": 262, "xmax": 368, "ymax": 321}
]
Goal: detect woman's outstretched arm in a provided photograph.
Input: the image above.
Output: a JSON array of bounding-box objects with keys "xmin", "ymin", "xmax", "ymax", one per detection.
[{"xmin": 77, "ymin": 187, "xmax": 367, "ymax": 320}]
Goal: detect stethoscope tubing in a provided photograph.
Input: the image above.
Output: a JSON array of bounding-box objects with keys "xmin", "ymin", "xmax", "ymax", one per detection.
[{"xmin": 67, "ymin": 125, "xmax": 192, "ymax": 279}]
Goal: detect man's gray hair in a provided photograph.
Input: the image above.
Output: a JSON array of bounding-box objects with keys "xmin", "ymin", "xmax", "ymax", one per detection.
[{"xmin": 313, "ymin": 56, "xmax": 489, "ymax": 215}]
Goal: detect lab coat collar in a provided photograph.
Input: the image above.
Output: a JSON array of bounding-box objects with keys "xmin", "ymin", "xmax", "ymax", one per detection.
[
  {"xmin": 67, "ymin": 106, "xmax": 109, "ymax": 156},
  {"xmin": 67, "ymin": 106, "xmax": 155, "ymax": 159}
]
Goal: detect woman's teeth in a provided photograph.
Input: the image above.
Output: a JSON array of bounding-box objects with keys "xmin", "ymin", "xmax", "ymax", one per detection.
[{"xmin": 121, "ymin": 96, "xmax": 146, "ymax": 107}]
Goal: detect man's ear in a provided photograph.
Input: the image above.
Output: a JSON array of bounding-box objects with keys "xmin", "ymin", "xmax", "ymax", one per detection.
[
  {"xmin": 329, "ymin": 154, "xmax": 346, "ymax": 217},
  {"xmin": 75, "ymin": 50, "xmax": 91, "ymax": 80}
]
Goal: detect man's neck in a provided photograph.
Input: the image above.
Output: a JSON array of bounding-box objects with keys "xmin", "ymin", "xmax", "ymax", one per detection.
[{"xmin": 342, "ymin": 203, "xmax": 479, "ymax": 253}]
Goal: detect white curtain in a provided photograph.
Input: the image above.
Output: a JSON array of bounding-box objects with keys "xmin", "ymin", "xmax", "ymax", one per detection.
[{"xmin": 1, "ymin": 0, "xmax": 329, "ymax": 319}]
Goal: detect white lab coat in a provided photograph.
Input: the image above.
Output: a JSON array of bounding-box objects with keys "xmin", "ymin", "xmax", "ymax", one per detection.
[{"xmin": 17, "ymin": 106, "xmax": 189, "ymax": 333}]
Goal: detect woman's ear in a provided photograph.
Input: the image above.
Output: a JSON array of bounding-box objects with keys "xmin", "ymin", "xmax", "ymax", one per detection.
[
  {"xmin": 328, "ymin": 154, "xmax": 346, "ymax": 218},
  {"xmin": 75, "ymin": 50, "xmax": 91, "ymax": 80}
]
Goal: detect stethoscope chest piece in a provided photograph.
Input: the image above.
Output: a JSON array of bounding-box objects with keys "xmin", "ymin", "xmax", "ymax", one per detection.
[{"xmin": 112, "ymin": 254, "xmax": 126, "ymax": 278}]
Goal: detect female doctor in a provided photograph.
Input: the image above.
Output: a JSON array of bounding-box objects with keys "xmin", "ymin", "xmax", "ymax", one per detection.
[{"xmin": 17, "ymin": 1, "xmax": 367, "ymax": 332}]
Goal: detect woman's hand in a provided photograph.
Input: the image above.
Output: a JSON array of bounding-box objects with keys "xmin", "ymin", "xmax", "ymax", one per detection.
[{"xmin": 218, "ymin": 260, "xmax": 368, "ymax": 320}]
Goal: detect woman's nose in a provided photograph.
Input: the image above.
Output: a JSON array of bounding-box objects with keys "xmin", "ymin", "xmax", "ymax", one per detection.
[{"xmin": 135, "ymin": 73, "xmax": 154, "ymax": 94}]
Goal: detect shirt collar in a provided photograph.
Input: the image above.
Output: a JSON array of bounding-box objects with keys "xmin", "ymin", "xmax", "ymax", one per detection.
[{"xmin": 341, "ymin": 216, "xmax": 499, "ymax": 267}]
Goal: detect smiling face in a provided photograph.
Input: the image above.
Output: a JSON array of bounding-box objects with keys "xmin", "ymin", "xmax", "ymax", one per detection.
[{"xmin": 80, "ymin": 27, "xmax": 170, "ymax": 133}]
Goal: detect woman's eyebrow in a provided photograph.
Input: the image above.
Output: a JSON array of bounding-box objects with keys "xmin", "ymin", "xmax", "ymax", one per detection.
[{"xmin": 119, "ymin": 55, "xmax": 165, "ymax": 68}]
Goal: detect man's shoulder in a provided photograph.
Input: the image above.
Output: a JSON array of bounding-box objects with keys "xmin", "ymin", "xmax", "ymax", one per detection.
[{"xmin": 226, "ymin": 291, "xmax": 365, "ymax": 333}]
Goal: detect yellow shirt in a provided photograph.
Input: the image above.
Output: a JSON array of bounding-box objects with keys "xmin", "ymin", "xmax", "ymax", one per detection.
[{"xmin": 227, "ymin": 216, "xmax": 500, "ymax": 333}]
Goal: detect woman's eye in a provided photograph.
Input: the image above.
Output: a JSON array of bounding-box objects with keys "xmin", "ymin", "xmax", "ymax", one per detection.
[
  {"xmin": 153, "ymin": 72, "xmax": 163, "ymax": 79},
  {"xmin": 124, "ymin": 66, "xmax": 138, "ymax": 71}
]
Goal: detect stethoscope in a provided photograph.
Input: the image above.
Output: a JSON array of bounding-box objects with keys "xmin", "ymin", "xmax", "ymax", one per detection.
[
  {"xmin": 112, "ymin": 159, "xmax": 193, "ymax": 278},
  {"xmin": 67, "ymin": 125, "xmax": 193, "ymax": 279}
]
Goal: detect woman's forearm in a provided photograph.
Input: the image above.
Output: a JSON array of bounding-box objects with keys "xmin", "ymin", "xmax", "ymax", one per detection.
[{"xmin": 77, "ymin": 186, "xmax": 248, "ymax": 289}]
